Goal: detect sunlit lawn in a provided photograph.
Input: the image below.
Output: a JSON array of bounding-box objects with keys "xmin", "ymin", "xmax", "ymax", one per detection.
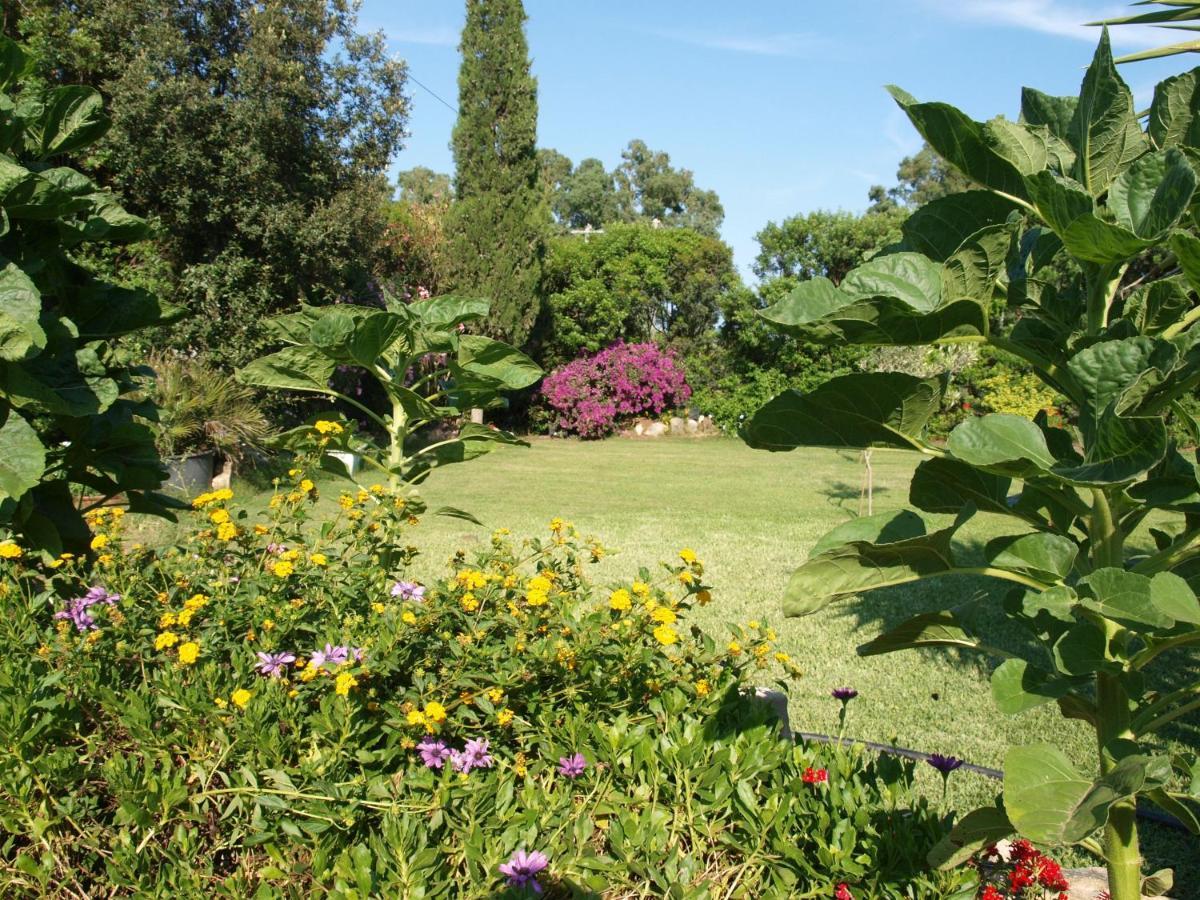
[{"xmin": 160, "ymin": 436, "xmax": 1200, "ymax": 889}]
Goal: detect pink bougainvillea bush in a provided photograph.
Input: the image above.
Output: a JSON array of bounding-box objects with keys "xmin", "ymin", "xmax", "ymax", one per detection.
[{"xmin": 540, "ymin": 341, "xmax": 691, "ymax": 438}]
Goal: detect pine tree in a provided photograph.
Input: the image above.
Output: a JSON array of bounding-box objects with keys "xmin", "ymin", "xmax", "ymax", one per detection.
[{"xmin": 448, "ymin": 0, "xmax": 547, "ymax": 346}]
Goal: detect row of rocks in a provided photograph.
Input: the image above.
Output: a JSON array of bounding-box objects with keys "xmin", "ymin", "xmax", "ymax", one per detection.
[{"xmin": 628, "ymin": 415, "xmax": 719, "ymax": 437}]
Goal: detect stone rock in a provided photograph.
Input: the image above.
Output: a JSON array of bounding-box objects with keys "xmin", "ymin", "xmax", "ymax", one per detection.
[
  {"xmin": 669, "ymin": 416, "xmax": 685, "ymax": 434},
  {"xmin": 210, "ymin": 457, "xmax": 233, "ymax": 491},
  {"xmin": 685, "ymin": 418, "xmax": 699, "ymax": 433},
  {"xmin": 634, "ymin": 422, "xmax": 644, "ymax": 436},
  {"xmin": 643, "ymin": 421, "xmax": 667, "ymax": 437}
]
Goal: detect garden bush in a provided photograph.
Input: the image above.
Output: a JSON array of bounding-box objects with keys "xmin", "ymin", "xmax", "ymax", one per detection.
[
  {"xmin": 540, "ymin": 342, "xmax": 691, "ymax": 438},
  {"xmin": 0, "ymin": 424, "xmax": 978, "ymax": 897}
]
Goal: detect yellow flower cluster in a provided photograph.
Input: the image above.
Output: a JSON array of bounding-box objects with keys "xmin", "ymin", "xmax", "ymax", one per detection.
[
  {"xmin": 524, "ymin": 573, "xmax": 554, "ymax": 607},
  {"xmin": 313, "ymin": 420, "xmax": 344, "ymax": 435},
  {"xmin": 0, "ymin": 540, "xmax": 22, "ymax": 560},
  {"xmin": 192, "ymin": 488, "xmax": 234, "ymax": 509}
]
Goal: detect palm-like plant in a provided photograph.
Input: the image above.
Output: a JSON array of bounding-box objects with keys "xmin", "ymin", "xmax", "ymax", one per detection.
[
  {"xmin": 1092, "ymin": 1, "xmax": 1200, "ymax": 62},
  {"xmin": 148, "ymin": 353, "xmax": 271, "ymax": 461}
]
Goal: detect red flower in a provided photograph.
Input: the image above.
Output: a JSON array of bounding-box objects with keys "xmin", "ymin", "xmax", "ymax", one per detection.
[
  {"xmin": 1035, "ymin": 857, "xmax": 1069, "ymax": 891},
  {"xmin": 802, "ymin": 767, "xmax": 828, "ymax": 784},
  {"xmin": 1009, "ymin": 864, "xmax": 1035, "ymax": 892},
  {"xmin": 835, "ymin": 884, "xmax": 853, "ymax": 900},
  {"xmin": 981, "ymin": 887, "xmax": 1005, "ymax": 900}
]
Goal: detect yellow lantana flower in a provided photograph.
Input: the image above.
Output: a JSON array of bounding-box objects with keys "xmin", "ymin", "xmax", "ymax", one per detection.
[
  {"xmin": 231, "ymin": 688, "xmax": 252, "ymax": 709},
  {"xmin": 216, "ymin": 522, "xmax": 238, "ymax": 541},
  {"xmin": 728, "ymin": 641, "xmax": 742, "ymax": 656},
  {"xmin": 695, "ymin": 679, "xmax": 711, "ymax": 697},
  {"xmin": 299, "ymin": 479, "xmax": 315, "ymax": 493},
  {"xmin": 314, "ymin": 420, "xmax": 344, "ymax": 435},
  {"xmin": 609, "ymin": 589, "xmax": 632, "ymax": 611},
  {"xmin": 310, "ymin": 552, "xmax": 328, "ymax": 567},
  {"xmin": 0, "ymin": 540, "xmax": 22, "ymax": 559},
  {"xmin": 209, "ymin": 509, "xmax": 230, "ymax": 525},
  {"xmin": 653, "ymin": 624, "xmax": 679, "ymax": 646},
  {"xmin": 651, "ymin": 607, "xmax": 677, "ymax": 625},
  {"xmin": 401, "ymin": 610, "xmax": 417, "ymax": 625},
  {"xmin": 497, "ymin": 709, "xmax": 514, "ymax": 727},
  {"xmin": 696, "ymin": 590, "xmax": 712, "ymax": 606},
  {"xmin": 90, "ymin": 534, "xmax": 109, "ymax": 550},
  {"xmin": 406, "ymin": 709, "xmax": 426, "ymax": 727},
  {"xmin": 177, "ymin": 641, "xmax": 200, "ymax": 665},
  {"xmin": 272, "ymin": 560, "xmax": 294, "ymax": 578},
  {"xmin": 679, "ymin": 548, "xmax": 698, "ymax": 564},
  {"xmin": 334, "ymin": 672, "xmax": 358, "ymax": 696},
  {"xmin": 155, "ymin": 631, "xmax": 180, "ymax": 650},
  {"xmin": 423, "ymin": 701, "xmax": 447, "ymax": 724}
]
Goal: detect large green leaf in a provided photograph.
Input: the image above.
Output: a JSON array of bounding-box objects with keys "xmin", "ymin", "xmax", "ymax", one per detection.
[
  {"xmin": 941, "ymin": 225, "xmax": 1013, "ymax": 303},
  {"xmin": 73, "ymin": 284, "xmax": 184, "ymax": 338},
  {"xmin": 782, "ymin": 510, "xmax": 970, "ymax": 617},
  {"xmin": 858, "ymin": 609, "xmax": 980, "ymax": 657},
  {"xmin": 0, "ymin": 261, "xmax": 44, "ymax": 360},
  {"xmin": 1080, "ymin": 568, "xmax": 1200, "ymax": 631},
  {"xmin": 1053, "ymin": 622, "xmax": 1118, "ymax": 676},
  {"xmin": 841, "ymin": 252, "xmax": 943, "ymax": 309},
  {"xmin": 1148, "ymin": 68, "xmax": 1200, "ymax": 150},
  {"xmin": 1027, "ymin": 171, "xmax": 1154, "ymax": 264},
  {"xmin": 1125, "ymin": 277, "xmax": 1193, "ymax": 335},
  {"xmin": 992, "ymin": 658, "xmax": 1078, "ymax": 714},
  {"xmin": 742, "ymin": 373, "xmax": 943, "ymax": 452},
  {"xmin": 1170, "ymin": 230, "xmax": 1200, "ymax": 297},
  {"xmin": 900, "ymin": 192, "xmax": 1019, "ymax": 262},
  {"xmin": 412, "ymin": 295, "xmax": 490, "ymax": 331},
  {"xmin": 984, "ymin": 532, "xmax": 1078, "ymax": 582},
  {"xmin": 909, "ymin": 457, "xmax": 1014, "ymax": 516},
  {"xmin": 1021, "ymin": 88, "xmax": 1078, "ymax": 141},
  {"xmin": 1052, "ymin": 412, "xmax": 1167, "ymax": 486},
  {"xmin": 1068, "ymin": 30, "xmax": 1151, "ymax": 196},
  {"xmin": 38, "ymin": 86, "xmax": 109, "ymax": 158},
  {"xmin": 1004, "ymin": 743, "xmax": 1152, "ymax": 844},
  {"xmin": 946, "ymin": 414, "xmax": 1058, "ymax": 477},
  {"xmin": 0, "ymin": 412, "xmax": 45, "ymax": 501},
  {"xmin": 809, "ymin": 509, "xmax": 927, "ymax": 557},
  {"xmin": 0, "ymin": 37, "xmax": 27, "ymax": 91},
  {"xmin": 886, "ymin": 86, "xmax": 1032, "ymax": 200},
  {"xmin": 1107, "ymin": 148, "xmax": 1197, "ymax": 239},
  {"xmin": 927, "ymin": 804, "xmax": 1014, "ymax": 869},
  {"xmin": 238, "ymin": 346, "xmax": 336, "ymax": 394},
  {"xmin": 454, "ymin": 335, "xmax": 543, "ymax": 389}
]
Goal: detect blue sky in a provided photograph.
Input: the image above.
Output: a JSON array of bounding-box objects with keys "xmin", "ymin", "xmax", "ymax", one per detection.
[{"xmin": 359, "ymin": 1, "xmax": 1183, "ymax": 279}]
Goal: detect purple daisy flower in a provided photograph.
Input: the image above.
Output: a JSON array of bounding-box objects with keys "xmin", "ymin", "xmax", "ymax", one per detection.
[
  {"xmin": 255, "ymin": 651, "xmax": 296, "ymax": 678},
  {"xmin": 451, "ymin": 737, "xmax": 494, "ymax": 774},
  {"xmin": 311, "ymin": 643, "xmax": 349, "ymax": 669},
  {"xmin": 390, "ymin": 581, "xmax": 426, "ymax": 602},
  {"xmin": 417, "ymin": 738, "xmax": 452, "ymax": 770},
  {"xmin": 499, "ymin": 849, "xmax": 548, "ymax": 893},
  {"xmin": 54, "ymin": 585, "xmax": 121, "ymax": 632},
  {"xmin": 927, "ymin": 754, "xmax": 964, "ymax": 776},
  {"xmin": 831, "ymin": 687, "xmax": 859, "ymax": 702},
  {"xmin": 557, "ymin": 752, "xmax": 587, "ymax": 778}
]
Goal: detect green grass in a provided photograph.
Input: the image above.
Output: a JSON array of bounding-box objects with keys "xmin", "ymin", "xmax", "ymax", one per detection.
[{"xmin": 164, "ymin": 436, "xmax": 1200, "ymax": 892}]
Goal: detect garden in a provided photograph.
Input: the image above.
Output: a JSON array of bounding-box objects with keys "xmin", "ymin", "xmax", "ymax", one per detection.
[{"xmin": 2, "ymin": 0, "xmax": 1200, "ymax": 897}]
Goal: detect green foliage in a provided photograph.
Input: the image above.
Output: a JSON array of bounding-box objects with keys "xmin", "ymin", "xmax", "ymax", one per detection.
[
  {"xmin": 687, "ymin": 365, "xmax": 793, "ymax": 433},
  {"xmin": 869, "ymin": 142, "xmax": 977, "ymax": 213},
  {"xmin": 146, "ymin": 352, "xmax": 271, "ymax": 460},
  {"xmin": 745, "ymin": 33, "xmax": 1200, "ymax": 899},
  {"xmin": 0, "ymin": 36, "xmax": 182, "ymax": 553},
  {"xmin": 1091, "ymin": 1, "xmax": 1200, "ymax": 63},
  {"xmin": 0, "ymin": 462, "xmax": 970, "ymax": 897},
  {"xmin": 9, "ymin": 0, "xmax": 409, "ymax": 369},
  {"xmin": 754, "ymin": 208, "xmax": 908, "ymax": 286},
  {"xmin": 447, "ymin": 0, "xmax": 548, "ymax": 346},
  {"xmin": 238, "ymin": 295, "xmax": 541, "ymax": 488},
  {"xmin": 396, "ymin": 166, "xmax": 453, "ymax": 205},
  {"xmin": 536, "ymin": 222, "xmax": 740, "ymax": 367}
]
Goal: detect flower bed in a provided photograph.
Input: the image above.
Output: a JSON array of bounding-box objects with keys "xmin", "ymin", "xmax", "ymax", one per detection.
[{"xmin": 0, "ymin": 430, "xmax": 976, "ymax": 896}]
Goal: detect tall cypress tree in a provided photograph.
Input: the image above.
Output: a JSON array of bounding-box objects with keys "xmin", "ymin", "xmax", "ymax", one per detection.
[{"xmin": 448, "ymin": 0, "xmax": 547, "ymax": 346}]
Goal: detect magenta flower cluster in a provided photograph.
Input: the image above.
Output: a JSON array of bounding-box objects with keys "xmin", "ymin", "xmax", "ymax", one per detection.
[
  {"xmin": 540, "ymin": 341, "xmax": 691, "ymax": 439},
  {"xmin": 417, "ymin": 737, "xmax": 494, "ymax": 774}
]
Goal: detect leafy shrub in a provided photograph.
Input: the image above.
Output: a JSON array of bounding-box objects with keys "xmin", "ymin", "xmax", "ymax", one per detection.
[
  {"xmin": 146, "ymin": 352, "xmax": 271, "ymax": 460},
  {"xmin": 238, "ymin": 295, "xmax": 542, "ymax": 487},
  {"xmin": 0, "ymin": 37, "xmax": 182, "ymax": 552},
  {"xmin": 0, "ymin": 426, "xmax": 970, "ymax": 897},
  {"xmin": 688, "ymin": 366, "xmax": 791, "ymax": 433},
  {"xmin": 974, "ymin": 369, "xmax": 1061, "ymax": 420},
  {"xmin": 744, "ymin": 33, "xmax": 1200, "ymax": 898},
  {"xmin": 541, "ymin": 342, "xmax": 691, "ymax": 438}
]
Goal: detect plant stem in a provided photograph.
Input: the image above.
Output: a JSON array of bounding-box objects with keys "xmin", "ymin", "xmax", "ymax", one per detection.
[
  {"xmin": 1086, "ymin": 264, "xmax": 1127, "ymax": 336},
  {"xmin": 388, "ymin": 397, "xmax": 408, "ymax": 490},
  {"xmin": 1091, "ymin": 488, "xmax": 1141, "ymax": 900}
]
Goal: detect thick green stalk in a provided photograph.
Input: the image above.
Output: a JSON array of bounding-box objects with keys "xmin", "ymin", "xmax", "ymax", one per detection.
[
  {"xmin": 1091, "ymin": 489, "xmax": 1141, "ymax": 900},
  {"xmin": 388, "ymin": 397, "xmax": 408, "ymax": 490},
  {"xmin": 1086, "ymin": 264, "xmax": 1127, "ymax": 335}
]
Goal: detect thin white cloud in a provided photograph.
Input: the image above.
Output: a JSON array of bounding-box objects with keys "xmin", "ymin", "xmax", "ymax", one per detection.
[
  {"xmin": 652, "ymin": 29, "xmax": 829, "ymax": 58},
  {"xmin": 884, "ymin": 106, "xmax": 923, "ymax": 156},
  {"xmin": 385, "ymin": 26, "xmax": 459, "ymax": 48},
  {"xmin": 921, "ymin": 0, "xmax": 1167, "ymax": 47}
]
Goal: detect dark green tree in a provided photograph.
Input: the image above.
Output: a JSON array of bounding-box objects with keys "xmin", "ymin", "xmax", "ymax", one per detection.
[
  {"xmin": 7, "ymin": 0, "xmax": 409, "ymax": 369},
  {"xmin": 448, "ymin": 0, "xmax": 547, "ymax": 346},
  {"xmin": 869, "ymin": 142, "xmax": 975, "ymax": 212}
]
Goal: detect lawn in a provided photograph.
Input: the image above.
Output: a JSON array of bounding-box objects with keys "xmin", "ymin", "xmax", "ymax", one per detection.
[{"xmin": 185, "ymin": 435, "xmax": 1199, "ymax": 889}]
